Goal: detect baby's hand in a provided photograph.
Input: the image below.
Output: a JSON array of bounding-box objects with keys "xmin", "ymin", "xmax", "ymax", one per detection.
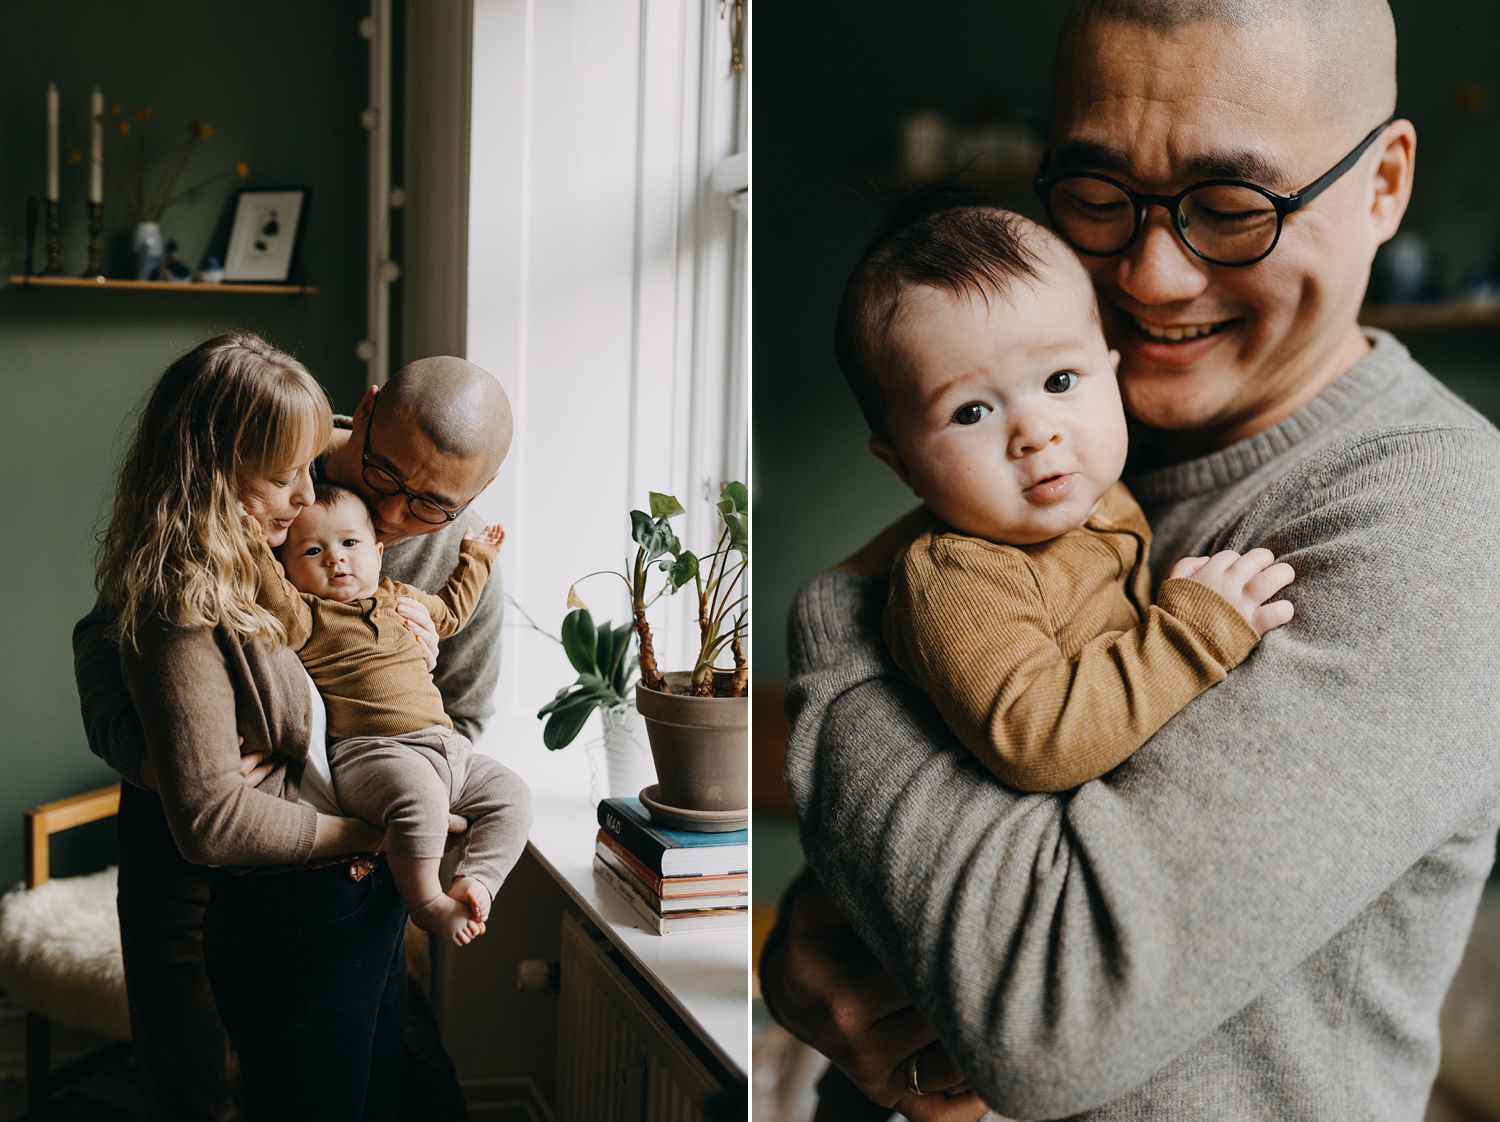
[
  {"xmin": 462, "ymin": 523, "xmax": 506, "ymax": 548},
  {"xmin": 1169, "ymin": 548, "xmax": 1294, "ymax": 636}
]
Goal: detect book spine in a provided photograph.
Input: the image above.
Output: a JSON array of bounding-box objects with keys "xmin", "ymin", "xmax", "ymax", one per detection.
[
  {"xmin": 593, "ymin": 855, "xmax": 667, "ymax": 934},
  {"xmin": 596, "ymin": 847, "xmax": 665, "ymax": 911},
  {"xmin": 597, "ymin": 832, "xmax": 667, "ymax": 894},
  {"xmin": 596, "ymin": 802, "xmax": 670, "ymax": 873}
]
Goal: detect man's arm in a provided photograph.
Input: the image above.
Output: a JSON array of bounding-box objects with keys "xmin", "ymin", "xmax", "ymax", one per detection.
[
  {"xmin": 787, "ymin": 428, "xmax": 1500, "ymax": 1119},
  {"xmin": 73, "ymin": 601, "xmax": 149, "ymax": 789}
]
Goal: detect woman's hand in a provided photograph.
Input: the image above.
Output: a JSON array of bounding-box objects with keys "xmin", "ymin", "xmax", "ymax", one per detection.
[
  {"xmin": 761, "ymin": 879, "xmax": 989, "ymax": 1122},
  {"xmin": 237, "ymin": 736, "xmax": 278, "ymax": 788},
  {"xmin": 396, "ymin": 597, "xmax": 440, "ymax": 671}
]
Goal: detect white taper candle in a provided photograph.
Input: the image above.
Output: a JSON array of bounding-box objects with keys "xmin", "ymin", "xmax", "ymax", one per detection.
[
  {"xmin": 46, "ymin": 82, "xmax": 59, "ymax": 201},
  {"xmin": 90, "ymin": 86, "xmax": 104, "ymax": 204}
]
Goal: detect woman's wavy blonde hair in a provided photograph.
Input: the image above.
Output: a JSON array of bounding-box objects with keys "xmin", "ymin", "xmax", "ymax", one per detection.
[{"xmin": 97, "ymin": 333, "xmax": 333, "ymax": 650}]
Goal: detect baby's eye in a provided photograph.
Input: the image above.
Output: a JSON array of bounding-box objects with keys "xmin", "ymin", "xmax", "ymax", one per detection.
[
  {"xmin": 952, "ymin": 402, "xmax": 991, "ymax": 426},
  {"xmin": 1044, "ymin": 371, "xmax": 1077, "ymax": 394},
  {"xmin": 344, "ymin": 539, "xmax": 361, "ymax": 547},
  {"xmin": 303, "ymin": 547, "xmax": 321, "ymax": 557}
]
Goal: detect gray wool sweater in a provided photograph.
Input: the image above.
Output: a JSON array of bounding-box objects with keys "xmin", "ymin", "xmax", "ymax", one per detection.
[{"xmin": 784, "ymin": 331, "xmax": 1500, "ymax": 1121}]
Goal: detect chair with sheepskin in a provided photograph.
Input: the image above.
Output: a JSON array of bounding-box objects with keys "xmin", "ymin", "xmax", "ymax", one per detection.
[{"xmin": 0, "ymin": 785, "xmax": 131, "ymax": 1121}]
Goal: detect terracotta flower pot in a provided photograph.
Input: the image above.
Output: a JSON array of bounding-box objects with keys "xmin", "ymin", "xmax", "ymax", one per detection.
[{"xmin": 633, "ymin": 671, "xmax": 748, "ymax": 814}]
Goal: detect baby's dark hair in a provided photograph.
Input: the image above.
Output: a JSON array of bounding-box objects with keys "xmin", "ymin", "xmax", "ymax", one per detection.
[
  {"xmin": 834, "ymin": 190, "xmax": 1068, "ymax": 437},
  {"xmin": 314, "ymin": 481, "xmax": 374, "ymax": 528}
]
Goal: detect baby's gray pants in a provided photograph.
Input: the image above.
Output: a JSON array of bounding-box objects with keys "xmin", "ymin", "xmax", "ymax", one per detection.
[{"xmin": 329, "ymin": 725, "xmax": 534, "ymax": 900}]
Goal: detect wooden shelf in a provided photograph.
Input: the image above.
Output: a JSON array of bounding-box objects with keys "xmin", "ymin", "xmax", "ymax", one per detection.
[
  {"xmin": 1360, "ymin": 298, "xmax": 1500, "ymax": 330},
  {"xmin": 8, "ymin": 275, "xmax": 316, "ymax": 295}
]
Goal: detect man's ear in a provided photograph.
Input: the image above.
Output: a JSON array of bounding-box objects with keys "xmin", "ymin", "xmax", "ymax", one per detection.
[
  {"xmin": 1370, "ymin": 119, "xmax": 1416, "ymax": 246},
  {"xmin": 351, "ymin": 385, "xmax": 380, "ymax": 427},
  {"xmin": 869, "ymin": 436, "xmax": 916, "ymax": 492}
]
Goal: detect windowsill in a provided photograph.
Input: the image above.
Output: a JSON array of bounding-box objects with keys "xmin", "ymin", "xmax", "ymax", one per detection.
[{"xmin": 480, "ymin": 721, "xmax": 749, "ymax": 1079}]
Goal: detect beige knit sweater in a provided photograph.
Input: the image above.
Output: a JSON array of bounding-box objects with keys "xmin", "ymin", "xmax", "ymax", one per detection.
[{"xmin": 884, "ymin": 481, "xmax": 1260, "ymax": 791}]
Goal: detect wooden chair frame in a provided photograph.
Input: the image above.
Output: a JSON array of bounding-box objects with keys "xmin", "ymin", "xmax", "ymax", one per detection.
[{"xmin": 20, "ymin": 783, "xmax": 131, "ymax": 1122}]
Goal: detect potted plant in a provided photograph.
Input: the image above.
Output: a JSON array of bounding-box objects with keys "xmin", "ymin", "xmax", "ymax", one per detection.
[
  {"xmin": 581, "ymin": 483, "xmax": 748, "ymax": 828},
  {"xmin": 532, "ymin": 608, "xmax": 656, "ymax": 800}
]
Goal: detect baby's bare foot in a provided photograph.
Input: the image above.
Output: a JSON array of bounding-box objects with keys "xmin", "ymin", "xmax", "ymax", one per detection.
[
  {"xmin": 449, "ymin": 876, "xmax": 493, "ymax": 924},
  {"xmin": 408, "ymin": 893, "xmax": 485, "ymax": 946}
]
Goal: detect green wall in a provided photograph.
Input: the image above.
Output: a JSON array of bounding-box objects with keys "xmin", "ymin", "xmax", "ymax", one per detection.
[
  {"xmin": 0, "ymin": 1, "xmax": 369, "ymax": 887},
  {"xmin": 752, "ymin": 1, "xmax": 1500, "ymax": 896}
]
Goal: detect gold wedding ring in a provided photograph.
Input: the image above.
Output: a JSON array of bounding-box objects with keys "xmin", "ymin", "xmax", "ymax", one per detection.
[{"xmin": 906, "ymin": 1051, "xmax": 927, "ymax": 1096}]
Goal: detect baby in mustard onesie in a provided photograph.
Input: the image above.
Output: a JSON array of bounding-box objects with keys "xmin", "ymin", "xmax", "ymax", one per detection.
[
  {"xmin": 250, "ymin": 483, "xmax": 531, "ymax": 945},
  {"xmin": 834, "ymin": 202, "xmax": 1296, "ymax": 791}
]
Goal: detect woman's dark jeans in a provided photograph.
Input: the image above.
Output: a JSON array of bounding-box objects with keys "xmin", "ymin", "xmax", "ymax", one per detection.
[{"xmin": 205, "ymin": 858, "xmax": 409, "ymax": 1122}]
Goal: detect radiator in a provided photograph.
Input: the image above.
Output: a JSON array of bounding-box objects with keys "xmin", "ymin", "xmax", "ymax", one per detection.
[{"xmin": 555, "ymin": 912, "xmax": 723, "ymax": 1122}]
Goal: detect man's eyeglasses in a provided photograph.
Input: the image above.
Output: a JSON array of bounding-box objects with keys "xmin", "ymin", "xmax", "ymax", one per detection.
[
  {"xmin": 361, "ymin": 398, "xmax": 475, "ymax": 525},
  {"xmin": 1034, "ymin": 118, "xmax": 1395, "ymax": 267}
]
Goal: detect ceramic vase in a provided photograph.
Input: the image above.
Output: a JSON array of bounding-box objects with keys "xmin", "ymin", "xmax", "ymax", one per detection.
[
  {"xmin": 600, "ymin": 704, "xmax": 657, "ymax": 801},
  {"xmin": 132, "ymin": 222, "xmax": 163, "ymax": 281}
]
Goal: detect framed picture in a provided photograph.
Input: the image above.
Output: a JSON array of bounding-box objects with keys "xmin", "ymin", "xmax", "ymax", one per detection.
[{"xmin": 223, "ymin": 188, "xmax": 310, "ymax": 283}]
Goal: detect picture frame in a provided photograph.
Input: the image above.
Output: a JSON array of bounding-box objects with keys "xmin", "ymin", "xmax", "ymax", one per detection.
[{"xmin": 223, "ymin": 188, "xmax": 310, "ymax": 283}]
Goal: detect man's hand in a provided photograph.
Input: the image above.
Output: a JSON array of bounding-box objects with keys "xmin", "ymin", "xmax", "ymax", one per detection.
[
  {"xmin": 1169, "ymin": 548, "xmax": 1295, "ymax": 635},
  {"xmin": 762, "ymin": 879, "xmax": 990, "ymax": 1122},
  {"xmin": 396, "ymin": 596, "xmax": 440, "ymax": 671},
  {"xmin": 463, "ymin": 523, "xmax": 507, "ymax": 548}
]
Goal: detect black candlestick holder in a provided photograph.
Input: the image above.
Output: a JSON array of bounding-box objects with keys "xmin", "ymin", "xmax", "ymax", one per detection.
[
  {"xmin": 44, "ymin": 200, "xmax": 60, "ymax": 275},
  {"xmin": 83, "ymin": 202, "xmax": 103, "ymax": 279}
]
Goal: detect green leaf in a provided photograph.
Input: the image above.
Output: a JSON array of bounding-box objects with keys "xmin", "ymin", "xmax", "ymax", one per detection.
[
  {"xmin": 560, "ymin": 609, "xmax": 597, "ymax": 675},
  {"xmin": 535, "ymin": 684, "xmax": 579, "ymax": 717},
  {"xmin": 537, "ymin": 677, "xmax": 615, "ymax": 718},
  {"xmin": 629, "ymin": 510, "xmax": 655, "ymax": 549},
  {"xmin": 718, "ymin": 480, "xmax": 748, "ymax": 514},
  {"xmin": 717, "ymin": 481, "xmax": 749, "ymax": 558},
  {"xmin": 608, "ymin": 620, "xmax": 635, "ymax": 693},
  {"xmin": 667, "ymin": 551, "xmax": 699, "ymax": 590},
  {"xmin": 594, "ymin": 624, "xmax": 618, "ymax": 686},
  {"xmin": 649, "ymin": 492, "xmax": 685, "ymax": 519},
  {"xmin": 542, "ymin": 702, "xmax": 595, "ymax": 750},
  {"xmin": 631, "ymin": 511, "xmax": 679, "ymax": 563}
]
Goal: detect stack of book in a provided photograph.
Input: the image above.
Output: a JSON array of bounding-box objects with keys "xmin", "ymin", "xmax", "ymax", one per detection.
[{"xmin": 594, "ymin": 796, "xmax": 749, "ymax": 935}]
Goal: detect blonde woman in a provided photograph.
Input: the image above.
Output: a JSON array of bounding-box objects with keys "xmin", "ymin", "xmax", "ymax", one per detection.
[{"xmin": 79, "ymin": 333, "xmax": 411, "ymax": 1121}]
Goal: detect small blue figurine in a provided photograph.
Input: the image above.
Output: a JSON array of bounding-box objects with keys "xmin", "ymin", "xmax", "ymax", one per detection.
[
  {"xmin": 199, "ymin": 255, "xmax": 225, "ymax": 284},
  {"xmin": 163, "ymin": 240, "xmax": 193, "ymax": 283}
]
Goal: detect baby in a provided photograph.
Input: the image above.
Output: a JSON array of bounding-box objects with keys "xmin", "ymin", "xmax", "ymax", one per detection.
[
  {"xmin": 249, "ymin": 482, "xmax": 531, "ymax": 944},
  {"xmin": 836, "ymin": 202, "xmax": 1295, "ymax": 792}
]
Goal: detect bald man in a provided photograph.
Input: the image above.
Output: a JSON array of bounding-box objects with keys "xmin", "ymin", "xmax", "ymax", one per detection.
[
  {"xmin": 764, "ymin": 2, "xmax": 1500, "ymax": 1121},
  {"xmin": 74, "ymin": 355, "xmax": 513, "ymax": 1122}
]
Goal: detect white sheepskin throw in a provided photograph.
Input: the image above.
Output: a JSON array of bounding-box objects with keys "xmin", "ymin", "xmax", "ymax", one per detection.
[{"xmin": 0, "ymin": 868, "xmax": 130, "ymax": 1041}]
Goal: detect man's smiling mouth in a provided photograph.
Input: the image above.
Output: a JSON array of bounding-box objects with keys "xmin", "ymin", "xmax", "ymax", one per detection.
[{"xmin": 1132, "ymin": 316, "xmax": 1234, "ymax": 342}]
